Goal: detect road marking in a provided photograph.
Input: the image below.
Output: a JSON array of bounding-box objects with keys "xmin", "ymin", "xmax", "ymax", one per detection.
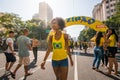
[{"xmin": 74, "ymin": 54, "xmax": 78, "ymax": 80}]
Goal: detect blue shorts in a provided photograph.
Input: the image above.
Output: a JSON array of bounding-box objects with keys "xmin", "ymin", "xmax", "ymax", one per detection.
[{"xmin": 52, "ymin": 58, "xmax": 68, "ymax": 67}]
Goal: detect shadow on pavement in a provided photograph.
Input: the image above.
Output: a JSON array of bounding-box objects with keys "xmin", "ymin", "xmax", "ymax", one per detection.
[
  {"xmin": 22, "ymin": 60, "xmax": 36, "ymax": 80},
  {"xmin": 98, "ymin": 71, "xmax": 120, "ymax": 80},
  {"xmin": 28, "ymin": 59, "xmax": 37, "ymax": 70},
  {"xmin": 72, "ymin": 52, "xmax": 94, "ymax": 57},
  {"xmin": 0, "ymin": 74, "xmax": 10, "ymax": 80}
]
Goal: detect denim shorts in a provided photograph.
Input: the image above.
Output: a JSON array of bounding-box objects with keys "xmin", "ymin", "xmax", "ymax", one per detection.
[
  {"xmin": 4, "ymin": 52, "xmax": 16, "ymax": 62},
  {"xmin": 52, "ymin": 58, "xmax": 68, "ymax": 67}
]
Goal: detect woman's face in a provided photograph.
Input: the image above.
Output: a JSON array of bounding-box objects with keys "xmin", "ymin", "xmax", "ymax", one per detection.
[
  {"xmin": 108, "ymin": 29, "xmax": 112, "ymax": 35},
  {"xmin": 51, "ymin": 19, "xmax": 59, "ymax": 31}
]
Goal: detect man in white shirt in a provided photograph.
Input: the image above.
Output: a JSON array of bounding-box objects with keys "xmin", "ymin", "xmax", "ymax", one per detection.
[{"xmin": 4, "ymin": 31, "xmax": 16, "ymax": 75}]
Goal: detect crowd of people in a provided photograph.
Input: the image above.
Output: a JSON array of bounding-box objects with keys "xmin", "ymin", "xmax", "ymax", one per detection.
[
  {"xmin": 0, "ymin": 17, "xmax": 120, "ymax": 80},
  {"xmin": 0, "ymin": 29, "xmax": 40, "ymax": 79},
  {"xmin": 91, "ymin": 29, "xmax": 119, "ymax": 75}
]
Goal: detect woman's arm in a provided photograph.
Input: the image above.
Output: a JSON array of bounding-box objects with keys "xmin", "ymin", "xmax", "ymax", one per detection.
[
  {"xmin": 64, "ymin": 34, "xmax": 73, "ymax": 66},
  {"xmin": 41, "ymin": 36, "xmax": 53, "ymax": 69}
]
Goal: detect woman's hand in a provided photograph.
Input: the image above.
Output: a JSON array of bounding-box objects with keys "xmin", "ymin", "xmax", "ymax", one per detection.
[{"xmin": 40, "ymin": 61, "xmax": 46, "ymax": 70}]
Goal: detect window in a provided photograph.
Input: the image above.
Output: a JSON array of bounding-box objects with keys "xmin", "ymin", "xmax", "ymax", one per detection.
[
  {"xmin": 110, "ymin": 4, "xmax": 113, "ymax": 7},
  {"xmin": 106, "ymin": 0, "xmax": 109, "ymax": 3},
  {"xmin": 106, "ymin": 6, "xmax": 109, "ymax": 9},
  {"xmin": 111, "ymin": 9, "xmax": 114, "ymax": 12},
  {"xmin": 107, "ymin": 16, "xmax": 110, "ymax": 19},
  {"xmin": 107, "ymin": 11, "xmax": 110, "ymax": 13}
]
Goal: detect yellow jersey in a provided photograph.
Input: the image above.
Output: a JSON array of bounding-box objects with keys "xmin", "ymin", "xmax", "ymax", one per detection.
[
  {"xmin": 52, "ymin": 33, "xmax": 67, "ymax": 61},
  {"xmin": 92, "ymin": 37, "xmax": 104, "ymax": 47},
  {"xmin": 99, "ymin": 38, "xmax": 104, "ymax": 47},
  {"xmin": 108, "ymin": 34, "xmax": 116, "ymax": 47},
  {"xmin": 47, "ymin": 30, "xmax": 55, "ymax": 42}
]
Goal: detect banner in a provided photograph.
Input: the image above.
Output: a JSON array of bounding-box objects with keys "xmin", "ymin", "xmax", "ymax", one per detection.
[{"xmin": 65, "ymin": 16, "xmax": 108, "ymax": 32}]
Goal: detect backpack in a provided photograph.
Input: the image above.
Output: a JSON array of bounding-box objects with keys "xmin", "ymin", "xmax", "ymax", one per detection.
[{"xmin": 0, "ymin": 39, "xmax": 8, "ymax": 51}]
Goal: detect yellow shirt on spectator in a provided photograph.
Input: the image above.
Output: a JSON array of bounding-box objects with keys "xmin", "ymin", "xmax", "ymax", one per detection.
[
  {"xmin": 92, "ymin": 37, "xmax": 104, "ymax": 47},
  {"xmin": 109, "ymin": 34, "xmax": 116, "ymax": 47}
]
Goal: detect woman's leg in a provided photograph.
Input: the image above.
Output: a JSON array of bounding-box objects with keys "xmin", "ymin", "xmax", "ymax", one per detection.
[
  {"xmin": 101, "ymin": 54, "xmax": 104, "ymax": 66},
  {"xmin": 93, "ymin": 50, "xmax": 98, "ymax": 68},
  {"xmin": 113, "ymin": 58, "xmax": 118, "ymax": 75},
  {"xmin": 33, "ymin": 47, "xmax": 36, "ymax": 60},
  {"xmin": 53, "ymin": 67, "xmax": 60, "ymax": 80},
  {"xmin": 96, "ymin": 51, "xmax": 102, "ymax": 69},
  {"xmin": 104, "ymin": 53, "xmax": 108, "ymax": 67},
  {"xmin": 108, "ymin": 58, "xmax": 114, "ymax": 74},
  {"xmin": 60, "ymin": 67, "xmax": 68, "ymax": 80},
  {"xmin": 101, "ymin": 48, "xmax": 104, "ymax": 66}
]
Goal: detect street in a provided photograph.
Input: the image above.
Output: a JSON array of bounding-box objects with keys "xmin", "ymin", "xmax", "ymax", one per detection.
[{"xmin": 0, "ymin": 48, "xmax": 120, "ymax": 80}]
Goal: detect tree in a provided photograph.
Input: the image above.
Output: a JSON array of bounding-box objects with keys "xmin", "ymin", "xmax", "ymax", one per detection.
[
  {"xmin": 0, "ymin": 13, "xmax": 23, "ymax": 29},
  {"xmin": 78, "ymin": 27, "xmax": 96, "ymax": 41},
  {"xmin": 0, "ymin": 13, "xmax": 51, "ymax": 40},
  {"xmin": 26, "ymin": 19, "xmax": 49, "ymax": 40},
  {"xmin": 0, "ymin": 13, "xmax": 24, "ymax": 37}
]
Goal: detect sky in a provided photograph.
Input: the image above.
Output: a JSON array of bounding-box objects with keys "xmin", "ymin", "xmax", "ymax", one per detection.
[{"xmin": 0, "ymin": 0, "xmax": 102, "ymax": 38}]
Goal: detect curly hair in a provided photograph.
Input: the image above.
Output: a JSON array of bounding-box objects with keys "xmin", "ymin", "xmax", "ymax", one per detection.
[{"xmin": 51, "ymin": 17, "xmax": 66, "ymax": 30}]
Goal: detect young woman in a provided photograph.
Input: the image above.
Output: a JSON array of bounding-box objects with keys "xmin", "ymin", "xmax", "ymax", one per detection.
[
  {"xmin": 92, "ymin": 32, "xmax": 104, "ymax": 71},
  {"xmin": 103, "ymin": 30, "xmax": 109, "ymax": 68},
  {"xmin": 40, "ymin": 17, "xmax": 73, "ymax": 80},
  {"xmin": 106, "ymin": 29, "xmax": 118, "ymax": 75}
]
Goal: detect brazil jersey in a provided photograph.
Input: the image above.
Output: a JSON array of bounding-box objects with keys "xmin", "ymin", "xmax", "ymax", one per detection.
[{"xmin": 52, "ymin": 33, "xmax": 67, "ymax": 60}]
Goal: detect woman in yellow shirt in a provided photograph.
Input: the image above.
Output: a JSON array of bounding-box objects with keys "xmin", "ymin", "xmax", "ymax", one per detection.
[
  {"xmin": 106, "ymin": 29, "xmax": 118, "ymax": 75},
  {"xmin": 40, "ymin": 17, "xmax": 73, "ymax": 80},
  {"xmin": 92, "ymin": 32, "xmax": 104, "ymax": 71}
]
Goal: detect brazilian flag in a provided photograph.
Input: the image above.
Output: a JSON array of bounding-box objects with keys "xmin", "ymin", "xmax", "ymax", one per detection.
[{"xmin": 53, "ymin": 42, "xmax": 62, "ymax": 49}]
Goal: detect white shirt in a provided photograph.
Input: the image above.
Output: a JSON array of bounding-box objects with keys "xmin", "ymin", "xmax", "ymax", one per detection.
[{"xmin": 5, "ymin": 38, "xmax": 14, "ymax": 53}]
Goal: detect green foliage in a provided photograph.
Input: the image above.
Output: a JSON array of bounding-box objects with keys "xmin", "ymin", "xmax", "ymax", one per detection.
[
  {"xmin": 0, "ymin": 13, "xmax": 51, "ymax": 40},
  {"xmin": 26, "ymin": 19, "xmax": 50, "ymax": 40},
  {"xmin": 0, "ymin": 13, "xmax": 23, "ymax": 29},
  {"xmin": 78, "ymin": 28, "xmax": 96, "ymax": 41}
]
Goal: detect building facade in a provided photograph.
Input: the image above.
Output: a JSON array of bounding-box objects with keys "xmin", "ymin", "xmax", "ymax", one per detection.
[
  {"xmin": 39, "ymin": 2, "xmax": 53, "ymax": 22},
  {"xmin": 93, "ymin": 0, "xmax": 119, "ymax": 21},
  {"xmin": 32, "ymin": 13, "xmax": 39, "ymax": 20}
]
